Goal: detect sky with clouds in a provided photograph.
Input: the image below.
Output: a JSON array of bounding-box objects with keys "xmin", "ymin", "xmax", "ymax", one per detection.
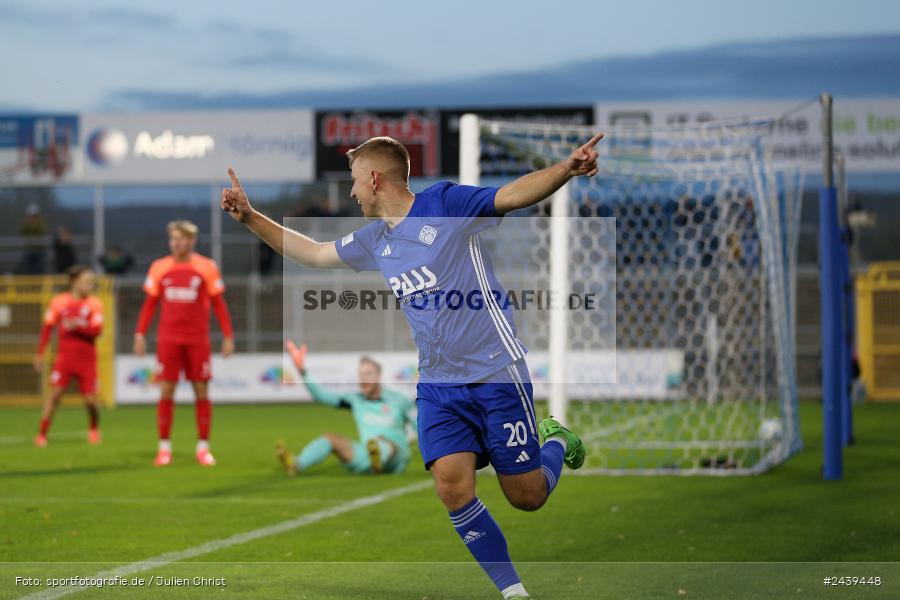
[{"xmin": 1, "ymin": 0, "xmax": 899, "ymax": 112}]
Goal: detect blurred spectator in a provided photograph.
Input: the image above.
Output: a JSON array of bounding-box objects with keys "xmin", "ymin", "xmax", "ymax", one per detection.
[
  {"xmin": 52, "ymin": 226, "xmax": 77, "ymax": 273},
  {"xmin": 98, "ymin": 245, "xmax": 134, "ymax": 275},
  {"xmin": 305, "ymin": 195, "xmax": 337, "ymax": 218},
  {"xmin": 19, "ymin": 203, "xmax": 47, "ymax": 274}
]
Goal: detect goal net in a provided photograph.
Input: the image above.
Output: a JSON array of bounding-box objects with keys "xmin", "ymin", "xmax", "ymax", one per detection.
[{"xmin": 460, "ymin": 114, "xmax": 804, "ymax": 475}]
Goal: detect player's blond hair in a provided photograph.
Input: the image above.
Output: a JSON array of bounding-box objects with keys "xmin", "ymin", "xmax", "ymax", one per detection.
[
  {"xmin": 346, "ymin": 137, "xmax": 410, "ymax": 181},
  {"xmin": 167, "ymin": 220, "xmax": 199, "ymax": 238}
]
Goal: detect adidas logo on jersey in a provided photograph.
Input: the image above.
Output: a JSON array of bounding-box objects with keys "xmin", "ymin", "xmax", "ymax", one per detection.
[
  {"xmin": 463, "ymin": 530, "xmax": 485, "ymax": 544},
  {"xmin": 515, "ymin": 450, "xmax": 530, "ymax": 463},
  {"xmin": 381, "ymin": 244, "xmax": 392, "ymax": 256}
]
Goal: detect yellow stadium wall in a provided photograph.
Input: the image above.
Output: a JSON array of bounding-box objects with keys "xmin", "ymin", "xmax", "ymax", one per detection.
[{"xmin": 856, "ymin": 262, "xmax": 900, "ymax": 402}]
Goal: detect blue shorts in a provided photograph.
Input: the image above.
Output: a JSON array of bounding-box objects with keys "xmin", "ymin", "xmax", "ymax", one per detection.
[{"xmin": 416, "ymin": 359, "xmax": 540, "ymax": 476}]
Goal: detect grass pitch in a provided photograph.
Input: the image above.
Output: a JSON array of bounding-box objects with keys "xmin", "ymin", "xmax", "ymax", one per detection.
[{"xmin": 1, "ymin": 400, "xmax": 898, "ymax": 599}]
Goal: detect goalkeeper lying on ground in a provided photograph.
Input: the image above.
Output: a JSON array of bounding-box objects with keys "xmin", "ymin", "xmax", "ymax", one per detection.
[{"xmin": 276, "ymin": 340, "xmax": 416, "ymax": 475}]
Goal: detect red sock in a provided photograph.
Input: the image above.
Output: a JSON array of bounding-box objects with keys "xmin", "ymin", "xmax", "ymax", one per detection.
[
  {"xmin": 157, "ymin": 397, "xmax": 174, "ymax": 440},
  {"xmin": 87, "ymin": 405, "xmax": 99, "ymax": 430},
  {"xmin": 39, "ymin": 418, "xmax": 51, "ymax": 437},
  {"xmin": 195, "ymin": 398, "xmax": 211, "ymax": 441}
]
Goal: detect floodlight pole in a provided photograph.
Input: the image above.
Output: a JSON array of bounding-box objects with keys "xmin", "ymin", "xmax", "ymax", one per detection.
[
  {"xmin": 93, "ymin": 185, "xmax": 105, "ymax": 271},
  {"xmin": 819, "ymin": 92, "xmax": 843, "ymax": 480}
]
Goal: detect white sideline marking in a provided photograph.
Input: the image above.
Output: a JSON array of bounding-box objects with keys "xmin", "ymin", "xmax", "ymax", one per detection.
[
  {"xmin": 17, "ymin": 480, "xmax": 433, "ymax": 600},
  {"xmin": 0, "ymin": 432, "xmax": 84, "ymax": 446}
]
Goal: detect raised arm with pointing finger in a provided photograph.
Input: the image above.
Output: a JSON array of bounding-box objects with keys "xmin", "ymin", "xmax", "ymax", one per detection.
[
  {"xmin": 493, "ymin": 132, "xmax": 603, "ymax": 214},
  {"xmin": 221, "ymin": 132, "xmax": 603, "ymax": 268},
  {"xmin": 220, "ymin": 168, "xmax": 346, "ymax": 269}
]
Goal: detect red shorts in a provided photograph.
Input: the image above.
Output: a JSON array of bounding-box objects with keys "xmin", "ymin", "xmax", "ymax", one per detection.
[
  {"xmin": 50, "ymin": 358, "xmax": 98, "ymax": 396},
  {"xmin": 155, "ymin": 340, "xmax": 212, "ymax": 382}
]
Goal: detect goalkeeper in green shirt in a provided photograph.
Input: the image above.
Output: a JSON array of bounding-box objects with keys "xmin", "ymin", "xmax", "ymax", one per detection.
[{"xmin": 277, "ymin": 341, "xmax": 416, "ymax": 475}]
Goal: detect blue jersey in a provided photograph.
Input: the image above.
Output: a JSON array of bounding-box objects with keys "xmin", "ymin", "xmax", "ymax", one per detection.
[{"xmin": 335, "ymin": 182, "xmax": 527, "ymax": 385}]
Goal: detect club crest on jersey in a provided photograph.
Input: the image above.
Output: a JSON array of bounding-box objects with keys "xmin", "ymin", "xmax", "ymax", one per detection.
[
  {"xmin": 418, "ymin": 225, "xmax": 437, "ymax": 245},
  {"xmin": 389, "ymin": 265, "xmax": 438, "ymax": 298}
]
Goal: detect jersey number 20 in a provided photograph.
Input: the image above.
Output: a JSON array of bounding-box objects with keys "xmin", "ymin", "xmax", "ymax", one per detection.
[{"xmin": 503, "ymin": 421, "xmax": 528, "ymax": 447}]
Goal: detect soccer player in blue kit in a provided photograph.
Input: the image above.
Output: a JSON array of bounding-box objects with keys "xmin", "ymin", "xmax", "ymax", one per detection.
[{"xmin": 222, "ymin": 131, "xmax": 603, "ymax": 600}]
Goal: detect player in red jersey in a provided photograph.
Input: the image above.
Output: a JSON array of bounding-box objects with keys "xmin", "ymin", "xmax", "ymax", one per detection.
[
  {"xmin": 33, "ymin": 265, "xmax": 104, "ymax": 447},
  {"xmin": 134, "ymin": 220, "xmax": 234, "ymax": 467}
]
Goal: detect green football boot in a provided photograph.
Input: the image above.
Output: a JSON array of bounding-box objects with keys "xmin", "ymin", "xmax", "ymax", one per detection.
[{"xmin": 538, "ymin": 417, "xmax": 587, "ymax": 470}]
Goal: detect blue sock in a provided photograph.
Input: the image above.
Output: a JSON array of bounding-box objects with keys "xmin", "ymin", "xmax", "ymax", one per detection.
[
  {"xmin": 296, "ymin": 436, "xmax": 332, "ymax": 471},
  {"xmin": 449, "ymin": 497, "xmax": 521, "ymax": 595},
  {"xmin": 541, "ymin": 437, "xmax": 566, "ymax": 496}
]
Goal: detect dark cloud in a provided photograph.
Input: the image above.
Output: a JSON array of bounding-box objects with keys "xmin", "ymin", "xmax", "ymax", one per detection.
[
  {"xmin": 203, "ymin": 18, "xmax": 244, "ymax": 34},
  {"xmin": 0, "ymin": 101, "xmax": 42, "ymax": 113},
  {"xmin": 0, "ymin": 3, "xmax": 173, "ymax": 31},
  {"xmin": 0, "ymin": 3, "xmax": 76, "ymax": 26},
  {"xmin": 87, "ymin": 7, "xmax": 176, "ymax": 30},
  {"xmin": 0, "ymin": 4, "xmax": 393, "ymax": 79},
  {"xmin": 108, "ymin": 34, "xmax": 900, "ymax": 111},
  {"xmin": 251, "ymin": 26, "xmax": 294, "ymax": 44},
  {"xmin": 225, "ymin": 48, "xmax": 393, "ymax": 73},
  {"xmin": 203, "ymin": 19, "xmax": 394, "ymax": 74}
]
